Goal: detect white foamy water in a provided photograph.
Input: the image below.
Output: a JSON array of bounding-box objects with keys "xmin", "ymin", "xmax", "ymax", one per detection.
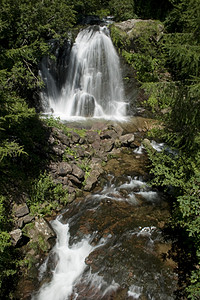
[
  {"xmin": 40, "ymin": 26, "xmax": 127, "ymax": 121},
  {"xmin": 119, "ymin": 176, "xmax": 146, "ymax": 190},
  {"xmin": 128, "ymin": 284, "xmax": 143, "ymax": 299},
  {"xmin": 32, "ymin": 218, "xmax": 94, "ymax": 300},
  {"xmin": 136, "ymin": 191, "xmax": 158, "ymax": 202}
]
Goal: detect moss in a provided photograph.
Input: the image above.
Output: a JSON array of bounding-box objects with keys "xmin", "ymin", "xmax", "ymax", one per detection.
[
  {"xmin": 129, "ymin": 20, "xmax": 164, "ymax": 40},
  {"xmin": 110, "ymin": 25, "xmax": 130, "ymax": 52}
]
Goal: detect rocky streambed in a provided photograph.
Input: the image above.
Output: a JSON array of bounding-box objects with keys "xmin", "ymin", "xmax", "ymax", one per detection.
[{"xmin": 13, "ymin": 116, "xmax": 177, "ymax": 299}]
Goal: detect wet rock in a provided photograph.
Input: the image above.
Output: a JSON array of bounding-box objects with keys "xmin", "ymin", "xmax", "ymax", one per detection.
[
  {"xmin": 100, "ymin": 139, "xmax": 114, "ymax": 152},
  {"xmin": 10, "ymin": 229, "xmax": 23, "ymax": 246},
  {"xmin": 26, "ymin": 218, "xmax": 56, "ymax": 251},
  {"xmin": 18, "ymin": 215, "xmax": 35, "ymax": 229},
  {"xmin": 52, "ymin": 127, "xmax": 70, "ymax": 146},
  {"xmin": 84, "ymin": 163, "xmax": 104, "ymax": 191},
  {"xmin": 68, "ymin": 192, "xmax": 76, "ymax": 203},
  {"xmin": 91, "ymin": 140, "xmax": 101, "ymax": 152},
  {"xmin": 13, "ymin": 203, "xmax": 29, "ymax": 218},
  {"xmin": 52, "ymin": 145, "xmax": 65, "ymax": 156},
  {"xmin": 100, "ymin": 129, "xmax": 118, "ymax": 140},
  {"xmin": 72, "ymin": 164, "xmax": 85, "ymax": 180},
  {"xmin": 68, "ymin": 174, "xmax": 82, "ymax": 186},
  {"xmin": 70, "ymin": 131, "xmax": 80, "ymax": 143},
  {"xmin": 119, "ymin": 133, "xmax": 135, "ymax": 145},
  {"xmin": 86, "ymin": 130, "xmax": 100, "ymax": 144},
  {"xmin": 57, "ymin": 162, "xmax": 72, "ymax": 176},
  {"xmin": 112, "ymin": 123, "xmax": 124, "ymax": 136},
  {"xmin": 142, "ymin": 138, "xmax": 156, "ymax": 153}
]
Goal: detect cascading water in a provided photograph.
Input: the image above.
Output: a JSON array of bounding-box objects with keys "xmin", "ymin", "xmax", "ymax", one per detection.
[
  {"xmin": 32, "ymin": 175, "xmax": 177, "ymax": 300},
  {"xmin": 40, "ymin": 26, "xmax": 127, "ymax": 120}
]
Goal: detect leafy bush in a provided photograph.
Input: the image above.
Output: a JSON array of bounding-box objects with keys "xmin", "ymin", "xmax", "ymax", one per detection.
[{"xmin": 28, "ymin": 172, "xmax": 69, "ymax": 216}]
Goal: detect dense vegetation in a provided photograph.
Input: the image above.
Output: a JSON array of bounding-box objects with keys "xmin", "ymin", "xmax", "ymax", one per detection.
[
  {"xmin": 0, "ymin": 0, "xmax": 199, "ymax": 298},
  {"xmin": 110, "ymin": 1, "xmax": 200, "ymax": 298}
]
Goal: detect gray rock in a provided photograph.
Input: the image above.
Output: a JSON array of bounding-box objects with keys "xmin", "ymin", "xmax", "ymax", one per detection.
[
  {"xmin": 86, "ymin": 131, "xmax": 100, "ymax": 144},
  {"xmin": 142, "ymin": 138, "xmax": 156, "ymax": 153},
  {"xmin": 112, "ymin": 124, "xmax": 123, "ymax": 137},
  {"xmin": 72, "ymin": 164, "xmax": 85, "ymax": 180},
  {"xmin": 13, "ymin": 203, "xmax": 29, "ymax": 218},
  {"xmin": 100, "ymin": 128, "xmax": 119, "ymax": 140},
  {"xmin": 52, "ymin": 146, "xmax": 65, "ymax": 156},
  {"xmin": 58, "ymin": 162, "xmax": 72, "ymax": 176},
  {"xmin": 26, "ymin": 217, "xmax": 56, "ymax": 251},
  {"xmin": 18, "ymin": 215, "xmax": 35, "ymax": 228},
  {"xmin": 91, "ymin": 140, "xmax": 101, "ymax": 152},
  {"xmin": 10, "ymin": 229, "xmax": 23, "ymax": 246},
  {"xmin": 68, "ymin": 174, "xmax": 82, "ymax": 186},
  {"xmin": 53, "ymin": 128, "xmax": 70, "ymax": 146},
  {"xmin": 100, "ymin": 139, "xmax": 114, "ymax": 152},
  {"xmin": 70, "ymin": 131, "xmax": 80, "ymax": 143},
  {"xmin": 84, "ymin": 163, "xmax": 103, "ymax": 191},
  {"xmin": 119, "ymin": 133, "xmax": 135, "ymax": 145}
]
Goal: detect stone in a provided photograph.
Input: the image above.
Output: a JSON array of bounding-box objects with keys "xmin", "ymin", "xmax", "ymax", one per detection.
[
  {"xmin": 53, "ymin": 128, "xmax": 70, "ymax": 146},
  {"xmin": 84, "ymin": 164, "xmax": 103, "ymax": 191},
  {"xmin": 70, "ymin": 131, "xmax": 80, "ymax": 143},
  {"xmin": 72, "ymin": 164, "xmax": 85, "ymax": 180},
  {"xmin": 10, "ymin": 229, "xmax": 23, "ymax": 246},
  {"xmin": 100, "ymin": 139, "xmax": 114, "ymax": 152},
  {"xmin": 100, "ymin": 128, "xmax": 118, "ymax": 140},
  {"xmin": 18, "ymin": 215, "xmax": 35, "ymax": 228},
  {"xmin": 26, "ymin": 217, "xmax": 56, "ymax": 251},
  {"xmin": 86, "ymin": 131, "xmax": 100, "ymax": 144},
  {"xmin": 112, "ymin": 123, "xmax": 124, "ymax": 136},
  {"xmin": 119, "ymin": 133, "xmax": 135, "ymax": 145},
  {"xmin": 68, "ymin": 174, "xmax": 82, "ymax": 186},
  {"xmin": 13, "ymin": 203, "xmax": 29, "ymax": 218},
  {"xmin": 142, "ymin": 138, "xmax": 156, "ymax": 152},
  {"xmin": 91, "ymin": 140, "xmax": 101, "ymax": 152},
  {"xmin": 48, "ymin": 162, "xmax": 58, "ymax": 173},
  {"xmin": 52, "ymin": 146, "xmax": 65, "ymax": 156},
  {"xmin": 58, "ymin": 162, "xmax": 72, "ymax": 176}
]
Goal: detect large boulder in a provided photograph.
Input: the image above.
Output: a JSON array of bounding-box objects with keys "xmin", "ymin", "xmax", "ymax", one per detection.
[
  {"xmin": 72, "ymin": 164, "xmax": 85, "ymax": 180},
  {"xmin": 10, "ymin": 229, "xmax": 23, "ymax": 246},
  {"xmin": 84, "ymin": 162, "xmax": 104, "ymax": 191},
  {"xmin": 57, "ymin": 162, "xmax": 72, "ymax": 176},
  {"xmin": 114, "ymin": 19, "xmax": 164, "ymax": 42},
  {"xmin": 119, "ymin": 133, "xmax": 135, "ymax": 146},
  {"xmin": 13, "ymin": 203, "xmax": 29, "ymax": 218},
  {"xmin": 25, "ymin": 217, "xmax": 56, "ymax": 251}
]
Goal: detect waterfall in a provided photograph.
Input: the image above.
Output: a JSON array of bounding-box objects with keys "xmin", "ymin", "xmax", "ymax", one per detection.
[
  {"xmin": 32, "ymin": 219, "xmax": 94, "ymax": 300},
  {"xmin": 40, "ymin": 26, "xmax": 127, "ymax": 120}
]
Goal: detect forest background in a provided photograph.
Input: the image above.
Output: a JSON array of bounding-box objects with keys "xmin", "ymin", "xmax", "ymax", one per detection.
[{"xmin": 0, "ymin": 0, "xmax": 200, "ymax": 299}]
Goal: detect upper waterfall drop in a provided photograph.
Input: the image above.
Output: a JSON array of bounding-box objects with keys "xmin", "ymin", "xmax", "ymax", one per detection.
[{"xmin": 40, "ymin": 26, "xmax": 128, "ymax": 120}]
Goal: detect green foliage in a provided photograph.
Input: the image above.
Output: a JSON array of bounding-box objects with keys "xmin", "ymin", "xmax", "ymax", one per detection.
[
  {"xmin": 0, "ymin": 196, "xmax": 17, "ymax": 298},
  {"xmin": 43, "ymin": 116, "xmax": 86, "ymax": 138},
  {"xmin": 110, "ymin": 26, "xmax": 130, "ymax": 52},
  {"xmin": 130, "ymin": 3, "xmax": 200, "ymax": 297},
  {"xmin": 109, "ymin": 0, "xmax": 135, "ymax": 21},
  {"xmin": 111, "ymin": 21, "xmax": 166, "ymax": 83},
  {"xmin": 134, "ymin": 0, "xmax": 172, "ymax": 21},
  {"xmin": 145, "ymin": 139, "xmax": 200, "ymax": 298},
  {"xmin": 63, "ymin": 147, "xmax": 78, "ymax": 161},
  {"xmin": 28, "ymin": 172, "xmax": 69, "ymax": 216}
]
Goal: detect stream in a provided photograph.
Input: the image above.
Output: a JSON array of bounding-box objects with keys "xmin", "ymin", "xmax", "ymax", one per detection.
[
  {"xmin": 31, "ymin": 24, "xmax": 178, "ymax": 299},
  {"xmin": 32, "ymin": 145, "xmax": 177, "ymax": 300}
]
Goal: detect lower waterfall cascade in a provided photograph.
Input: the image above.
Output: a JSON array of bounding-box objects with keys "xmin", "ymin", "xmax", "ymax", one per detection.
[
  {"xmin": 32, "ymin": 175, "xmax": 177, "ymax": 300},
  {"xmin": 40, "ymin": 26, "xmax": 128, "ymax": 120}
]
